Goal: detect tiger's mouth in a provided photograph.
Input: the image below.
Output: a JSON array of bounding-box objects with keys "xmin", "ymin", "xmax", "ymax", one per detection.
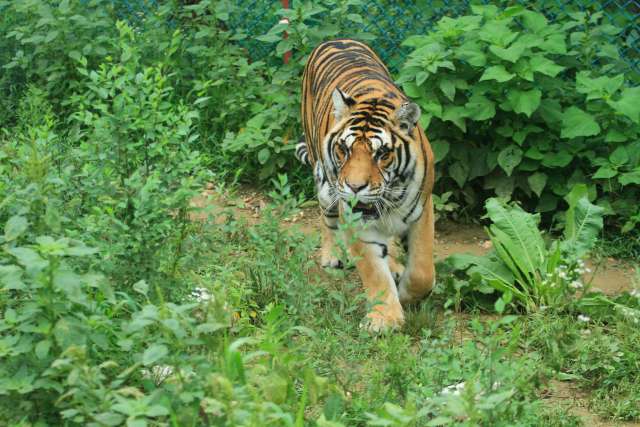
[{"xmin": 352, "ymin": 201, "xmax": 379, "ymax": 219}]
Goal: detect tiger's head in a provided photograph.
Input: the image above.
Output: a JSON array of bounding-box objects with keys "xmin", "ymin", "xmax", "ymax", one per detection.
[{"xmin": 325, "ymin": 88, "xmax": 422, "ymax": 219}]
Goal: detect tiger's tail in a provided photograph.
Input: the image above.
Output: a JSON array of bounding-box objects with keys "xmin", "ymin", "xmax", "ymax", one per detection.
[{"xmin": 295, "ymin": 135, "xmax": 310, "ymax": 166}]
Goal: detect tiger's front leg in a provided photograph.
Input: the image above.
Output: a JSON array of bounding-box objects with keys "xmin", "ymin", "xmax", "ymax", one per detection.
[
  {"xmin": 398, "ymin": 196, "xmax": 436, "ymax": 304},
  {"xmin": 349, "ymin": 237, "xmax": 404, "ymax": 332}
]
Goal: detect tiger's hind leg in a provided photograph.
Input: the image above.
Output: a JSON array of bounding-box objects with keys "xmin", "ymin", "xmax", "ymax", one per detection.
[
  {"xmin": 320, "ymin": 212, "xmax": 343, "ymax": 268},
  {"xmin": 398, "ymin": 196, "xmax": 435, "ymax": 304}
]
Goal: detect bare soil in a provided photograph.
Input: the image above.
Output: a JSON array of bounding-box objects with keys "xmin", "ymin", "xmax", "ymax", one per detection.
[{"xmin": 192, "ymin": 186, "xmax": 636, "ymax": 295}]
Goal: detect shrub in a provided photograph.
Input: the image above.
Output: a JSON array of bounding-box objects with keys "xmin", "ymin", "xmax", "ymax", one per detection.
[
  {"xmin": 398, "ymin": 5, "xmax": 640, "ymax": 232},
  {"xmin": 65, "ymin": 23, "xmax": 210, "ymax": 287},
  {"xmin": 447, "ymin": 185, "xmax": 604, "ymax": 313}
]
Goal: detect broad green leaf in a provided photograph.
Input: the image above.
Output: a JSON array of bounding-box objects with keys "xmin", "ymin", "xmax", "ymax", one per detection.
[
  {"xmin": 521, "ymin": 10, "xmax": 547, "ymax": 32},
  {"xmin": 35, "ymin": 340, "xmax": 51, "ymax": 360},
  {"xmin": 609, "ymin": 146, "xmax": 629, "ymax": 166},
  {"xmin": 439, "ymin": 78, "xmax": 455, "ymax": 101},
  {"xmin": 539, "ymin": 34, "xmax": 566, "ymax": 54},
  {"xmin": 610, "ymin": 87, "xmax": 640, "ymax": 124},
  {"xmin": 6, "ymin": 247, "xmax": 48, "ymax": 271},
  {"xmin": 507, "ymin": 89, "xmax": 541, "ymax": 117},
  {"xmin": 489, "ymin": 42, "xmax": 525, "ymax": 63},
  {"xmin": 619, "ymin": 170, "xmax": 640, "ymax": 186},
  {"xmin": 142, "ymin": 344, "xmax": 169, "ymax": 366},
  {"xmin": 442, "ymin": 106, "xmax": 467, "ymax": 132},
  {"xmin": 593, "ymin": 166, "xmax": 617, "ymax": 179},
  {"xmin": 497, "ymin": 145, "xmax": 523, "ymax": 176},
  {"xmin": 257, "ymin": 148, "xmax": 270, "ymax": 164},
  {"xmin": 431, "ymin": 140, "xmax": 450, "ymax": 163},
  {"xmin": 456, "ymin": 41, "xmax": 487, "ymax": 67},
  {"xmin": 562, "ymin": 196, "xmax": 604, "ymax": 258},
  {"xmin": 577, "ymin": 72, "xmax": 624, "ymax": 100},
  {"xmin": 4, "ymin": 216, "xmax": 28, "ymax": 242},
  {"xmin": 527, "ymin": 172, "xmax": 547, "ymax": 197},
  {"xmin": 561, "ymin": 107, "xmax": 600, "ymax": 139},
  {"xmin": 479, "ymin": 65, "xmax": 514, "ymax": 82},
  {"xmin": 541, "ymin": 150, "xmax": 573, "ymax": 168},
  {"xmin": 485, "ymin": 198, "xmax": 546, "ymax": 286},
  {"xmin": 449, "ymin": 161, "xmax": 469, "ymax": 188},
  {"xmin": 530, "ymin": 56, "xmax": 564, "ymax": 77},
  {"xmin": 465, "ymin": 94, "xmax": 495, "ymax": 120}
]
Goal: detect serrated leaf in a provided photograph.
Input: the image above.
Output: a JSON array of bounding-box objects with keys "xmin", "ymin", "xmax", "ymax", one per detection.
[
  {"xmin": 480, "ymin": 65, "xmax": 515, "ymax": 82},
  {"xmin": 497, "ymin": 146, "xmax": 523, "ymax": 176},
  {"xmin": 507, "ymin": 89, "xmax": 541, "ymax": 118},
  {"xmin": 527, "ymin": 172, "xmax": 547, "ymax": 197},
  {"xmin": 5, "ymin": 216, "xmax": 28, "ymax": 242},
  {"xmin": 561, "ymin": 107, "xmax": 600, "ymax": 139}
]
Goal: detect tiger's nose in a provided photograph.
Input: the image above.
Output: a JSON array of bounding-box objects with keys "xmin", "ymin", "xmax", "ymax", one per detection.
[{"xmin": 346, "ymin": 180, "xmax": 368, "ymax": 193}]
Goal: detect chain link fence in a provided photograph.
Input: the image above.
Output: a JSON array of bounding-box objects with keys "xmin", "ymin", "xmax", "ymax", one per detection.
[{"xmin": 120, "ymin": 0, "xmax": 639, "ymax": 73}]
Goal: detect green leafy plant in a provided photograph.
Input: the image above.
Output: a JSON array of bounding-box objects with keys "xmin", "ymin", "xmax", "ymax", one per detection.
[
  {"xmin": 398, "ymin": 5, "xmax": 639, "ymax": 234},
  {"xmin": 448, "ymin": 186, "xmax": 604, "ymax": 312}
]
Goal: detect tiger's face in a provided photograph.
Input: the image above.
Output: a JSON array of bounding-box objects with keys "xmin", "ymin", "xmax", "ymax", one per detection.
[{"xmin": 326, "ymin": 88, "xmax": 422, "ymax": 220}]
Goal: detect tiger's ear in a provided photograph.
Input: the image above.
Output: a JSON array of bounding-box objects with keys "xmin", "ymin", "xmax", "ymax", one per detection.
[
  {"xmin": 395, "ymin": 102, "xmax": 421, "ymax": 135},
  {"xmin": 332, "ymin": 87, "xmax": 355, "ymax": 121}
]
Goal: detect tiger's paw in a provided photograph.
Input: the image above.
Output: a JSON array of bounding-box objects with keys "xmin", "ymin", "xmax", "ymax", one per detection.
[
  {"xmin": 321, "ymin": 254, "xmax": 343, "ymax": 269},
  {"xmin": 361, "ymin": 305, "xmax": 404, "ymax": 333}
]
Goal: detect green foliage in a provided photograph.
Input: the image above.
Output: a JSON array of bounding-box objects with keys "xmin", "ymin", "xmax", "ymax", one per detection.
[
  {"xmin": 448, "ymin": 191, "xmax": 604, "ymax": 312},
  {"xmin": 398, "ymin": 6, "xmax": 640, "ymax": 233},
  {"xmin": 64, "ymin": 23, "xmax": 210, "ymax": 286}
]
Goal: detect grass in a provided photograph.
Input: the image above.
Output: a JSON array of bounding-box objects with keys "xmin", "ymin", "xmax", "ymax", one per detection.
[{"xmin": 185, "ymin": 191, "xmax": 640, "ymax": 426}]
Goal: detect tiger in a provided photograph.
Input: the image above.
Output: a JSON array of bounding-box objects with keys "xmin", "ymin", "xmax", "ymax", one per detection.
[{"xmin": 297, "ymin": 39, "xmax": 436, "ymax": 332}]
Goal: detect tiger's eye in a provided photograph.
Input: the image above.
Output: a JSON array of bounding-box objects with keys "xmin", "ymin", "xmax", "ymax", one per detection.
[{"xmin": 380, "ymin": 152, "xmax": 391, "ymax": 161}]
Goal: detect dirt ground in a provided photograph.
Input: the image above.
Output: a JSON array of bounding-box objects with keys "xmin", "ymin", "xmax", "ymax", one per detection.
[
  {"xmin": 192, "ymin": 186, "xmax": 637, "ymax": 296},
  {"xmin": 192, "ymin": 185, "xmax": 639, "ymax": 427}
]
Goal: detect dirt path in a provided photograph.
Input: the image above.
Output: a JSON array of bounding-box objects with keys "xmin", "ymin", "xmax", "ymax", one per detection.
[{"xmin": 193, "ymin": 186, "xmax": 637, "ymax": 295}]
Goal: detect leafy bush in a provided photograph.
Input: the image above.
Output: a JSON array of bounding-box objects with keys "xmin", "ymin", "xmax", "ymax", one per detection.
[
  {"xmin": 398, "ymin": 5, "xmax": 640, "ymax": 232},
  {"xmin": 447, "ymin": 185, "xmax": 604, "ymax": 312},
  {"xmin": 63, "ymin": 23, "xmax": 211, "ymax": 287},
  {"xmin": 1, "ymin": 0, "xmax": 118, "ymax": 121}
]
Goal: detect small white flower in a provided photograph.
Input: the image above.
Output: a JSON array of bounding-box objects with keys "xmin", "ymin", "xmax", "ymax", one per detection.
[
  {"xmin": 569, "ymin": 281, "xmax": 583, "ymax": 289},
  {"xmin": 585, "ymin": 267, "xmax": 592, "ymax": 273},
  {"xmin": 191, "ymin": 287, "xmax": 213, "ymax": 303},
  {"xmin": 441, "ymin": 381, "xmax": 466, "ymax": 396},
  {"xmin": 577, "ymin": 314, "xmax": 590, "ymax": 322},
  {"xmin": 630, "ymin": 289, "xmax": 639, "ymax": 298},
  {"xmin": 558, "ymin": 272, "xmax": 567, "ymax": 279}
]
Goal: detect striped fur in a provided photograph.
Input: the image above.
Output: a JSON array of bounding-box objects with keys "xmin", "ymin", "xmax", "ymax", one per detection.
[{"xmin": 300, "ymin": 39, "xmax": 436, "ymax": 332}]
